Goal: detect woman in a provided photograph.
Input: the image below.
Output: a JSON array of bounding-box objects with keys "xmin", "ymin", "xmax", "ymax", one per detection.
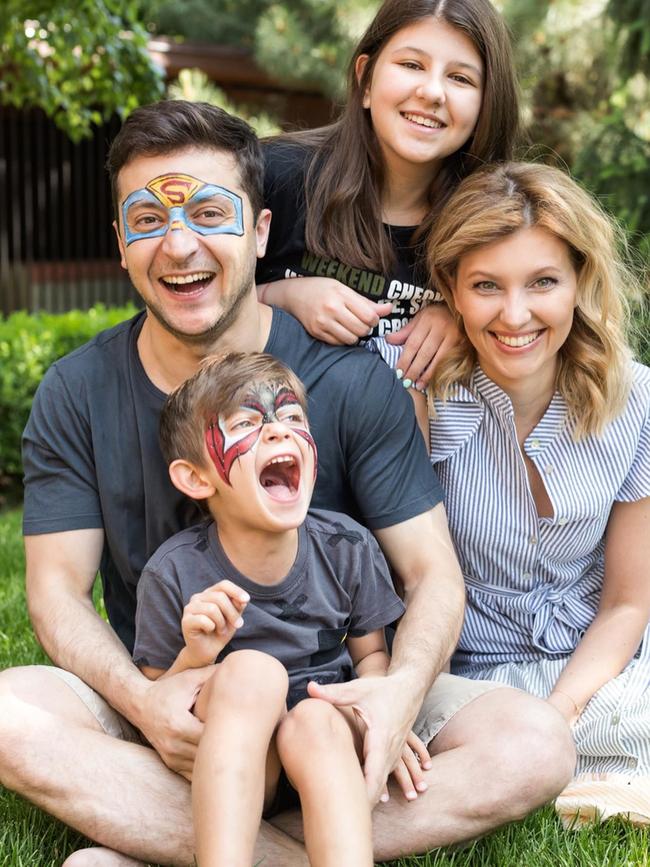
[
  {"xmin": 373, "ymin": 161, "xmax": 650, "ymax": 826},
  {"xmin": 256, "ymin": 0, "xmax": 519, "ymax": 389}
]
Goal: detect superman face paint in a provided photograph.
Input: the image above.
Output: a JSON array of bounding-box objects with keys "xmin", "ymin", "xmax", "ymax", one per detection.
[
  {"xmin": 122, "ymin": 173, "xmax": 244, "ymax": 246},
  {"xmin": 205, "ymin": 384, "xmax": 317, "ymax": 488}
]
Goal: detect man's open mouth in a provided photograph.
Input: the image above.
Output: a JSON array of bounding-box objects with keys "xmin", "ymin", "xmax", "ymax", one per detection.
[
  {"xmin": 160, "ymin": 272, "xmax": 214, "ymax": 293},
  {"xmin": 258, "ymin": 455, "xmax": 301, "ymax": 501}
]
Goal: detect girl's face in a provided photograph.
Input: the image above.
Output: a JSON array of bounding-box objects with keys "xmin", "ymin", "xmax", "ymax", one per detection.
[
  {"xmin": 358, "ymin": 17, "xmax": 483, "ymax": 180},
  {"xmin": 453, "ymin": 226, "xmax": 578, "ymax": 396}
]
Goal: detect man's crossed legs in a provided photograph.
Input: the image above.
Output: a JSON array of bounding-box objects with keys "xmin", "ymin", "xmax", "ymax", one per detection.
[{"xmin": 0, "ymin": 664, "xmax": 575, "ymax": 866}]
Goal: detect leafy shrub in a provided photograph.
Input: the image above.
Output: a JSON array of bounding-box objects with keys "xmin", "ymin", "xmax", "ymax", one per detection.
[{"xmin": 0, "ymin": 304, "xmax": 137, "ymax": 496}]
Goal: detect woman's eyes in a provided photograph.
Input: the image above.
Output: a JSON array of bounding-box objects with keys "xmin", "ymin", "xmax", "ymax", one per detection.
[
  {"xmin": 532, "ymin": 277, "xmax": 558, "ymax": 290},
  {"xmin": 474, "ymin": 281, "xmax": 499, "ymax": 293}
]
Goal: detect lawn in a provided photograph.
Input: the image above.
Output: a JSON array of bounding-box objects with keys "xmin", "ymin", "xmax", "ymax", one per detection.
[{"xmin": 1, "ymin": 507, "xmax": 649, "ymax": 866}]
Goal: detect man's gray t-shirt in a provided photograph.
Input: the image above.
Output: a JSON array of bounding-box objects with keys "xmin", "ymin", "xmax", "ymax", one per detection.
[
  {"xmin": 23, "ymin": 309, "xmax": 442, "ymax": 652},
  {"xmin": 133, "ymin": 509, "xmax": 406, "ymax": 707}
]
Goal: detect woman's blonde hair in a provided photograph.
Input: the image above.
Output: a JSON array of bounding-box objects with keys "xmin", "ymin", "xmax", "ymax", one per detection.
[{"xmin": 429, "ymin": 161, "xmax": 641, "ymax": 438}]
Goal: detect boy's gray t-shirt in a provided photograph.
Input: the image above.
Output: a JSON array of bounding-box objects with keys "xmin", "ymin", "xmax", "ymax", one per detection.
[{"xmin": 133, "ymin": 509, "xmax": 406, "ymax": 706}]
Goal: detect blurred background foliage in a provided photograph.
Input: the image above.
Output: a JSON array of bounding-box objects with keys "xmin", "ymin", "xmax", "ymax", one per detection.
[{"xmin": 2, "ymin": 0, "xmax": 650, "ymax": 258}]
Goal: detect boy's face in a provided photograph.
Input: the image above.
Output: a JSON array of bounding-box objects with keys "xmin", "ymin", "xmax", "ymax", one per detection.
[{"xmin": 204, "ymin": 381, "xmax": 317, "ymax": 533}]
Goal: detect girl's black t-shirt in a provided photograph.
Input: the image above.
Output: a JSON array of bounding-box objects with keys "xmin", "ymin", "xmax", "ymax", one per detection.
[{"xmin": 256, "ymin": 140, "xmax": 441, "ymax": 338}]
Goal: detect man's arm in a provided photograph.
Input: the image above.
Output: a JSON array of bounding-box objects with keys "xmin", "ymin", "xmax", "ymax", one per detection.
[
  {"xmin": 25, "ymin": 529, "xmax": 211, "ymax": 777},
  {"xmin": 308, "ymin": 503, "xmax": 464, "ymax": 802}
]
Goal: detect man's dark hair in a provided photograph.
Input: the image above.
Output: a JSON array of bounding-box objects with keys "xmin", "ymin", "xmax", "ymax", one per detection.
[{"xmin": 107, "ymin": 100, "xmax": 263, "ymax": 219}]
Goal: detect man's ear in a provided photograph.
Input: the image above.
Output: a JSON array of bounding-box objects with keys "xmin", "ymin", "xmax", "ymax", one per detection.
[
  {"xmin": 113, "ymin": 220, "xmax": 128, "ymax": 271},
  {"xmin": 255, "ymin": 208, "xmax": 272, "ymax": 259},
  {"xmin": 168, "ymin": 459, "xmax": 216, "ymax": 500},
  {"xmin": 355, "ymin": 54, "xmax": 371, "ymax": 108}
]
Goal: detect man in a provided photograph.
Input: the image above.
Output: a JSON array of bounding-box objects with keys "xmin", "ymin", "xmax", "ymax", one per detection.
[{"xmin": 0, "ymin": 101, "xmax": 574, "ymax": 866}]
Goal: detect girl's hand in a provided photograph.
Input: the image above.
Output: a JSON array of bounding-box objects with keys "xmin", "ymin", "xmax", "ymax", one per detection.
[
  {"xmin": 181, "ymin": 580, "xmax": 249, "ymax": 667},
  {"xmin": 386, "ymin": 304, "xmax": 461, "ymax": 389},
  {"xmin": 386, "ymin": 729, "xmax": 432, "ymax": 803},
  {"xmin": 263, "ymin": 278, "xmax": 393, "ymax": 345}
]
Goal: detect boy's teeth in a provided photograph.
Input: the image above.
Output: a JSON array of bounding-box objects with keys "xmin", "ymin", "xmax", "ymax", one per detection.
[
  {"xmin": 495, "ymin": 332, "xmax": 540, "ymax": 347},
  {"xmin": 269, "ymin": 456, "xmax": 294, "ymax": 465},
  {"xmin": 403, "ymin": 113, "xmax": 444, "ymax": 128},
  {"xmin": 163, "ymin": 272, "xmax": 211, "ymax": 285}
]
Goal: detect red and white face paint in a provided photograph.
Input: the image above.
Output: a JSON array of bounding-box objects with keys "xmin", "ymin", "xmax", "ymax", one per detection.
[{"xmin": 205, "ymin": 384, "xmax": 316, "ymax": 487}]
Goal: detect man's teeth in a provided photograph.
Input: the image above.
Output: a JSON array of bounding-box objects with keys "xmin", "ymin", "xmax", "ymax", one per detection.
[
  {"xmin": 403, "ymin": 113, "xmax": 444, "ymax": 129},
  {"xmin": 495, "ymin": 332, "xmax": 540, "ymax": 348},
  {"xmin": 162, "ymin": 272, "xmax": 212, "ymax": 285}
]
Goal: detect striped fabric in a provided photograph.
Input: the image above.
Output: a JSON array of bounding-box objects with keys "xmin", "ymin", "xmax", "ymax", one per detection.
[{"xmin": 368, "ymin": 338, "xmax": 650, "ymax": 774}]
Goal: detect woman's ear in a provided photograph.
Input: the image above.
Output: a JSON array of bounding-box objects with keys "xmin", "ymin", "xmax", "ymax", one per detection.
[
  {"xmin": 168, "ymin": 459, "xmax": 216, "ymax": 500},
  {"xmin": 355, "ymin": 54, "xmax": 371, "ymax": 108}
]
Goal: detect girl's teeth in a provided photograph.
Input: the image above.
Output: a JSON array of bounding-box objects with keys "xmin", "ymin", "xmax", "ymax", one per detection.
[
  {"xmin": 403, "ymin": 113, "xmax": 444, "ymax": 129},
  {"xmin": 495, "ymin": 332, "xmax": 540, "ymax": 348}
]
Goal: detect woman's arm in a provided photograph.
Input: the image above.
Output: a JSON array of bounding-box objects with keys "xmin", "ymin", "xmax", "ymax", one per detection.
[
  {"xmin": 547, "ymin": 496, "xmax": 650, "ymax": 724},
  {"xmin": 257, "ymin": 277, "xmax": 393, "ymax": 345}
]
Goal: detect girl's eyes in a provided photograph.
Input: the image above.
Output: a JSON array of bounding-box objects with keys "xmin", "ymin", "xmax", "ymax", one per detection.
[
  {"xmin": 399, "ymin": 60, "xmax": 422, "ymax": 71},
  {"xmin": 450, "ymin": 73, "xmax": 474, "ymax": 86}
]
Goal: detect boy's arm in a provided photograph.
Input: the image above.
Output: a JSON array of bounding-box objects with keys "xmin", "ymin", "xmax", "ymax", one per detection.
[
  {"xmin": 347, "ymin": 630, "xmax": 389, "ymax": 678},
  {"xmin": 136, "ymin": 579, "xmax": 250, "ymax": 681}
]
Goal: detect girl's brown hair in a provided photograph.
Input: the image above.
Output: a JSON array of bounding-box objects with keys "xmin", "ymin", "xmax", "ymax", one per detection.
[
  {"xmin": 281, "ymin": 0, "xmax": 519, "ymax": 274},
  {"xmin": 429, "ymin": 162, "xmax": 641, "ymax": 438}
]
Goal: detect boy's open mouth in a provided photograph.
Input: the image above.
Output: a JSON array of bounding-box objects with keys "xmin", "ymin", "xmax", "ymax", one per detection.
[{"xmin": 258, "ymin": 455, "xmax": 300, "ymax": 501}]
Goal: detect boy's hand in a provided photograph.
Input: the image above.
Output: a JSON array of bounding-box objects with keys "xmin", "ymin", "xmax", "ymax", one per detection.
[
  {"xmin": 387, "ymin": 730, "xmax": 431, "ymax": 802},
  {"xmin": 181, "ymin": 580, "xmax": 249, "ymax": 666}
]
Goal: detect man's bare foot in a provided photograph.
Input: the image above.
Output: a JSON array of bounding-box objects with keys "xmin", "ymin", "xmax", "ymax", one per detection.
[{"xmin": 62, "ymin": 847, "xmax": 147, "ymax": 866}]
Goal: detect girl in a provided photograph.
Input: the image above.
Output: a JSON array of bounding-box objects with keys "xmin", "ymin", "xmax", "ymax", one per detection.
[
  {"xmin": 256, "ymin": 0, "xmax": 519, "ymax": 389},
  {"xmin": 378, "ymin": 161, "xmax": 650, "ymax": 826}
]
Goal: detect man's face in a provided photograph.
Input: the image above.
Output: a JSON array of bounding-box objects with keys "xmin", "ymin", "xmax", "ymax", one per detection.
[
  {"xmin": 115, "ymin": 147, "xmax": 269, "ymax": 345},
  {"xmin": 204, "ymin": 382, "xmax": 317, "ymax": 533}
]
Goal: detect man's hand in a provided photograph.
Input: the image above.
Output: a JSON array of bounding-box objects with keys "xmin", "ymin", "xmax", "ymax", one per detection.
[
  {"xmin": 181, "ymin": 580, "xmax": 249, "ymax": 668},
  {"xmin": 307, "ymin": 673, "xmax": 420, "ymax": 804},
  {"xmin": 385, "ymin": 304, "xmax": 460, "ymax": 389},
  {"xmin": 137, "ymin": 666, "xmax": 214, "ymax": 779}
]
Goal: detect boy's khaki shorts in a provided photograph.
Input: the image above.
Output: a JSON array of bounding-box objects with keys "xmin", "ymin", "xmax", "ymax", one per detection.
[{"xmin": 42, "ymin": 664, "xmax": 501, "ymax": 747}]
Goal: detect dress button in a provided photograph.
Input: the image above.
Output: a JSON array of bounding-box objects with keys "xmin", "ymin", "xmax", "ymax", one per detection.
[
  {"xmin": 611, "ymin": 713, "xmax": 620, "ymax": 725},
  {"xmin": 522, "ymin": 571, "xmax": 532, "ymax": 581},
  {"xmin": 529, "ymin": 536, "xmax": 538, "ymax": 545},
  {"xmin": 530, "ymin": 439, "xmax": 540, "ymax": 449},
  {"xmin": 558, "ymin": 517, "xmax": 568, "ymax": 526},
  {"xmin": 544, "ymin": 465, "xmax": 554, "ymax": 475}
]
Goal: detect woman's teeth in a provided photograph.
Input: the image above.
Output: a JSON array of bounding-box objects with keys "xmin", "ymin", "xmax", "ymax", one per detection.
[{"xmin": 494, "ymin": 331, "xmax": 540, "ymax": 347}]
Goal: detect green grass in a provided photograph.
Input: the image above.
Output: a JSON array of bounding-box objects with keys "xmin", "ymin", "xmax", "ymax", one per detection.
[{"xmin": 1, "ymin": 508, "xmax": 649, "ymax": 866}]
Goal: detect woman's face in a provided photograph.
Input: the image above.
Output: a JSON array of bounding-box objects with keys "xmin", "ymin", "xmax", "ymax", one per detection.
[
  {"xmin": 453, "ymin": 226, "xmax": 578, "ymax": 395},
  {"xmin": 357, "ymin": 16, "xmax": 483, "ymax": 179}
]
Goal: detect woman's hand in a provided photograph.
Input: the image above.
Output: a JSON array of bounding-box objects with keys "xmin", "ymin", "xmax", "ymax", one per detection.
[
  {"xmin": 260, "ymin": 278, "xmax": 393, "ymax": 345},
  {"xmin": 386, "ymin": 304, "xmax": 461, "ymax": 389}
]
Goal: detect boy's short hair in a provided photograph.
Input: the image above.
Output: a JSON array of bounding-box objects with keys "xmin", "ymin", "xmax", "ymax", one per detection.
[
  {"xmin": 107, "ymin": 100, "xmax": 264, "ymax": 219},
  {"xmin": 160, "ymin": 352, "xmax": 308, "ymax": 468}
]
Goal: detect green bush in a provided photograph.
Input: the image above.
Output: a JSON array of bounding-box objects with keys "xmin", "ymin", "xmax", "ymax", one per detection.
[{"xmin": 0, "ymin": 304, "xmax": 137, "ymax": 496}]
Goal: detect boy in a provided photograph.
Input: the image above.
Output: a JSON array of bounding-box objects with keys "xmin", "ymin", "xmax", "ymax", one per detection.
[{"xmin": 133, "ymin": 352, "xmax": 430, "ymax": 867}]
